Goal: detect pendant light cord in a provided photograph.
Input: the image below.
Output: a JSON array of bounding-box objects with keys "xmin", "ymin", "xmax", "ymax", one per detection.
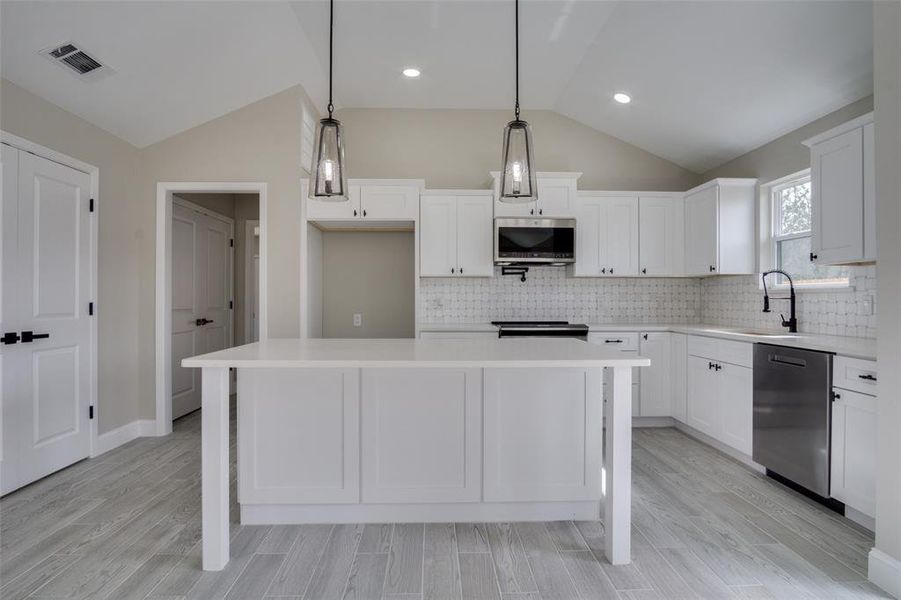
[
  {"xmin": 328, "ymin": 0, "xmax": 335, "ymax": 118},
  {"xmin": 514, "ymin": 0, "xmax": 520, "ymax": 119}
]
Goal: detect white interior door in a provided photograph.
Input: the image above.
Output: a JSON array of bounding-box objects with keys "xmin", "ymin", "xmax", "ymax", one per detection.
[
  {"xmin": 171, "ymin": 201, "xmax": 233, "ymax": 420},
  {"xmin": 1, "ymin": 146, "xmax": 93, "ymax": 494}
]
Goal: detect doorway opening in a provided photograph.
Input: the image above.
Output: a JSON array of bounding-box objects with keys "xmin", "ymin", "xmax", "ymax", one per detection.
[{"xmin": 155, "ymin": 183, "xmax": 267, "ymax": 435}]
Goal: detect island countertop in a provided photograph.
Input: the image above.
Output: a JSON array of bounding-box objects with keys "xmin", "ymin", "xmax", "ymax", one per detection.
[{"xmin": 182, "ymin": 337, "xmax": 652, "ymax": 369}]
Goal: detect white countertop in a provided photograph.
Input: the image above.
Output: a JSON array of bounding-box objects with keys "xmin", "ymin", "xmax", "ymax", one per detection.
[
  {"xmin": 182, "ymin": 338, "xmax": 652, "ymax": 369},
  {"xmin": 417, "ymin": 322, "xmax": 877, "ymax": 360}
]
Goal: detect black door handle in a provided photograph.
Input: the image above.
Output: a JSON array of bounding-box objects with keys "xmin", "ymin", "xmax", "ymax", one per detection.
[
  {"xmin": 21, "ymin": 331, "xmax": 50, "ymax": 343},
  {"xmin": 1, "ymin": 332, "xmax": 20, "ymax": 345}
]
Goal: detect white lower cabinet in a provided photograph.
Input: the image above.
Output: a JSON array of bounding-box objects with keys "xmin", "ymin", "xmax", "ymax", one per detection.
[
  {"xmin": 483, "ymin": 368, "xmax": 602, "ymax": 502},
  {"xmin": 685, "ymin": 338, "xmax": 753, "ymax": 455},
  {"xmin": 831, "ymin": 358, "xmax": 878, "ymax": 518},
  {"xmin": 361, "ymin": 368, "xmax": 482, "ymax": 503},
  {"xmin": 238, "ymin": 369, "xmax": 361, "ymax": 504},
  {"xmin": 670, "ymin": 334, "xmax": 687, "ymax": 422},
  {"xmin": 638, "ymin": 332, "xmax": 671, "ymax": 417}
]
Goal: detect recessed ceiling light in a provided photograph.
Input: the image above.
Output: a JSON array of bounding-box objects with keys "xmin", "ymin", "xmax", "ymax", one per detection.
[
  {"xmin": 403, "ymin": 67, "xmax": 421, "ymax": 78},
  {"xmin": 613, "ymin": 92, "xmax": 632, "ymax": 104}
]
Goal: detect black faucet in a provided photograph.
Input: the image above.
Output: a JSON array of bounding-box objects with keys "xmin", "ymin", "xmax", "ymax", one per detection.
[{"xmin": 761, "ymin": 270, "xmax": 798, "ymax": 333}]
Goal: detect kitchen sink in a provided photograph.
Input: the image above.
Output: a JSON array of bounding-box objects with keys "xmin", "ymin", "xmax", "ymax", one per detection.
[{"xmin": 701, "ymin": 328, "xmax": 802, "ymax": 339}]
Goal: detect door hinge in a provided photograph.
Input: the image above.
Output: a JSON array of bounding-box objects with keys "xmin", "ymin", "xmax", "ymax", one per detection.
[
  {"xmin": 229, "ymin": 300, "xmax": 233, "ymax": 310},
  {"xmin": 229, "ymin": 238, "xmax": 234, "ymax": 247},
  {"xmin": 88, "ymin": 302, "xmax": 94, "ymax": 316},
  {"xmin": 89, "ymin": 406, "xmax": 94, "ymax": 420}
]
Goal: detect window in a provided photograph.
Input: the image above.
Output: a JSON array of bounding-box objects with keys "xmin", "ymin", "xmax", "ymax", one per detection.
[{"xmin": 770, "ymin": 173, "xmax": 848, "ymax": 287}]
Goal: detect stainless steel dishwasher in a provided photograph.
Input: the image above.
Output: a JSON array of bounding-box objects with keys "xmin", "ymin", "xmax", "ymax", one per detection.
[{"xmin": 752, "ymin": 344, "xmax": 833, "ymax": 498}]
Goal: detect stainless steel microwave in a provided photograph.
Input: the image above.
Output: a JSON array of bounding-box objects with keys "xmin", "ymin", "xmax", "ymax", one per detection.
[{"xmin": 494, "ymin": 218, "xmax": 576, "ymax": 265}]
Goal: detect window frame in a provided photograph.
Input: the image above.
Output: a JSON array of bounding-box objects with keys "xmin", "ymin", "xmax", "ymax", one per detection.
[{"xmin": 761, "ymin": 170, "xmax": 851, "ymax": 291}]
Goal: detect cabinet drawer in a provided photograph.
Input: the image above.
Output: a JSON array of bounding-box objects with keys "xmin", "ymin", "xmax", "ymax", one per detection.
[
  {"xmin": 588, "ymin": 332, "xmax": 639, "ymax": 352},
  {"xmin": 833, "ymin": 356, "xmax": 877, "ymax": 395},
  {"xmin": 686, "ymin": 335, "xmax": 752, "ymax": 368}
]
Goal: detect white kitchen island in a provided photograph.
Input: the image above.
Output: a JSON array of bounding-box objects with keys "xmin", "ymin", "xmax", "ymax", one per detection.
[{"xmin": 182, "ymin": 337, "xmax": 649, "ymax": 571}]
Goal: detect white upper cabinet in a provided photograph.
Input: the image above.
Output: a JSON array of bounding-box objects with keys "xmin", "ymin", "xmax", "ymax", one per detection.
[
  {"xmin": 420, "ymin": 192, "xmax": 493, "ymax": 277},
  {"xmin": 573, "ymin": 193, "xmax": 639, "ymax": 276},
  {"xmin": 639, "ymin": 194, "xmax": 684, "ymax": 276},
  {"xmin": 804, "ymin": 113, "xmax": 875, "ymax": 265},
  {"xmin": 306, "ymin": 184, "xmax": 362, "ymax": 220},
  {"xmin": 305, "ymin": 180, "xmax": 422, "ymax": 222},
  {"xmin": 683, "ymin": 178, "xmax": 757, "ymax": 276},
  {"xmin": 491, "ymin": 172, "xmax": 580, "ymax": 218}
]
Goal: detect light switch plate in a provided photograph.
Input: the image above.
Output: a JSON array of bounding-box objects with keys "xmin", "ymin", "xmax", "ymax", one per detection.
[{"xmin": 353, "ymin": 313, "xmax": 362, "ymax": 327}]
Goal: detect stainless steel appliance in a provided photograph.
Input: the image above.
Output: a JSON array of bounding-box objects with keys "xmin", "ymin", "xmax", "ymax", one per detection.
[
  {"xmin": 753, "ymin": 344, "xmax": 833, "ymax": 497},
  {"xmin": 492, "ymin": 320, "xmax": 589, "ymax": 341},
  {"xmin": 494, "ymin": 218, "xmax": 576, "ymax": 265}
]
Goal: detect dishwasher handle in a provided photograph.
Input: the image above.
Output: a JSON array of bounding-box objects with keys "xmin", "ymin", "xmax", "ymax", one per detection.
[{"xmin": 768, "ymin": 354, "xmax": 807, "ymax": 368}]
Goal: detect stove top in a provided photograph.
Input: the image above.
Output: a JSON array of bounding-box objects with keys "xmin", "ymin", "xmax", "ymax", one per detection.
[
  {"xmin": 491, "ymin": 320, "xmax": 571, "ymax": 327},
  {"xmin": 492, "ymin": 320, "xmax": 589, "ymax": 339}
]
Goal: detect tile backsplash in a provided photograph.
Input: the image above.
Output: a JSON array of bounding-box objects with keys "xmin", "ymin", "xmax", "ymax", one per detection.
[
  {"xmin": 419, "ymin": 265, "xmax": 877, "ymax": 339},
  {"xmin": 699, "ymin": 266, "xmax": 877, "ymax": 339},
  {"xmin": 420, "ymin": 267, "xmax": 701, "ymax": 324}
]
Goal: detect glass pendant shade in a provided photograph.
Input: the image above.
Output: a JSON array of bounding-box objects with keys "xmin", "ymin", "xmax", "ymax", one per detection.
[
  {"xmin": 310, "ymin": 117, "xmax": 347, "ymax": 201},
  {"xmin": 499, "ymin": 118, "xmax": 537, "ymax": 202}
]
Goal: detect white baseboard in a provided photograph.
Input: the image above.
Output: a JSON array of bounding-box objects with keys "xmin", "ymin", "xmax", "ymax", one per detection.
[
  {"xmin": 241, "ymin": 500, "xmax": 602, "ymax": 525},
  {"xmin": 672, "ymin": 420, "xmax": 765, "ymax": 473},
  {"xmin": 93, "ymin": 419, "xmax": 160, "ymax": 457},
  {"xmin": 869, "ymin": 548, "xmax": 901, "ymax": 599}
]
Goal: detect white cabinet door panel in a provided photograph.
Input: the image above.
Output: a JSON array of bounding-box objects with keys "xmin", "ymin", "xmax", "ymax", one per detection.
[
  {"xmin": 361, "ymin": 185, "xmax": 419, "ymax": 220},
  {"xmin": 420, "ymin": 195, "xmax": 456, "ymax": 277},
  {"xmin": 238, "ymin": 368, "xmax": 360, "ymax": 503},
  {"xmin": 718, "ymin": 363, "xmax": 753, "ymax": 455},
  {"xmin": 639, "ymin": 196, "xmax": 680, "ymax": 276},
  {"xmin": 811, "ymin": 128, "xmax": 864, "ymax": 264},
  {"xmin": 456, "ymin": 195, "xmax": 494, "ymax": 277},
  {"xmin": 686, "ymin": 355, "xmax": 718, "ymax": 437},
  {"xmin": 361, "ymin": 368, "xmax": 481, "ymax": 503},
  {"xmin": 601, "ymin": 196, "xmax": 639, "ymax": 276},
  {"xmin": 670, "ymin": 334, "xmax": 687, "ymax": 422},
  {"xmin": 306, "ymin": 184, "xmax": 361, "ymax": 220},
  {"xmin": 830, "ymin": 388, "xmax": 876, "ymax": 517},
  {"xmin": 536, "ymin": 179, "xmax": 575, "ymax": 217},
  {"xmin": 484, "ymin": 368, "xmax": 601, "ymax": 501},
  {"xmin": 574, "ymin": 198, "xmax": 602, "ymax": 276},
  {"xmin": 684, "ymin": 186, "xmax": 718, "ymax": 275},
  {"xmin": 639, "ymin": 333, "xmax": 671, "ymax": 417}
]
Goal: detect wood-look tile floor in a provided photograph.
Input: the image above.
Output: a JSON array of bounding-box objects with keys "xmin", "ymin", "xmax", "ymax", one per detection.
[{"xmin": 0, "ymin": 405, "xmax": 890, "ymax": 600}]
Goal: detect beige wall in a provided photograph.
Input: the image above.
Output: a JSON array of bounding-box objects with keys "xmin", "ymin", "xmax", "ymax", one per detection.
[
  {"xmin": 1, "ymin": 79, "xmax": 143, "ymax": 435},
  {"xmin": 320, "ymin": 231, "xmax": 415, "ymax": 338},
  {"xmin": 873, "ymin": 0, "xmax": 901, "ymax": 587},
  {"xmin": 702, "ymin": 96, "xmax": 874, "ymax": 184},
  {"xmin": 137, "ymin": 85, "xmax": 317, "ymax": 420},
  {"xmin": 335, "ymin": 108, "xmax": 701, "ymax": 191}
]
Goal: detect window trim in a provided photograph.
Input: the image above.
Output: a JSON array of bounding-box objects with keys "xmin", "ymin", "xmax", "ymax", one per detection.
[{"xmin": 759, "ymin": 170, "xmax": 852, "ymax": 292}]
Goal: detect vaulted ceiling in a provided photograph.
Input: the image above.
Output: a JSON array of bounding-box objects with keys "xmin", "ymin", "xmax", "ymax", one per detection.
[{"xmin": 1, "ymin": 0, "xmax": 873, "ymax": 172}]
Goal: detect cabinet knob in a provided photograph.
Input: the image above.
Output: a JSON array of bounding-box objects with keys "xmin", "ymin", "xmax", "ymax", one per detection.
[
  {"xmin": 642, "ymin": 268, "xmax": 647, "ymax": 275},
  {"xmin": 709, "ymin": 265, "xmax": 716, "ymax": 272},
  {"xmin": 530, "ymin": 208, "xmax": 534, "ymax": 215},
  {"xmin": 601, "ymin": 268, "xmax": 606, "ymax": 274},
  {"xmin": 643, "ymin": 334, "xmax": 648, "ymax": 340},
  {"xmin": 609, "ymin": 268, "xmax": 614, "ymax": 274},
  {"xmin": 353, "ymin": 209, "xmax": 358, "ymax": 217},
  {"xmin": 809, "ymin": 252, "xmax": 818, "ymax": 262},
  {"xmin": 451, "ymin": 268, "xmax": 455, "ymax": 274},
  {"xmin": 363, "ymin": 209, "xmax": 367, "ymax": 217},
  {"xmin": 538, "ymin": 209, "xmax": 543, "ymax": 215},
  {"xmin": 459, "ymin": 267, "xmax": 463, "ymax": 274}
]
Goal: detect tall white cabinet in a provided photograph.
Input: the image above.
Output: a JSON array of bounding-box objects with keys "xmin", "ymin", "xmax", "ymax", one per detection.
[
  {"xmin": 683, "ymin": 178, "xmax": 757, "ymax": 276},
  {"xmin": 804, "ymin": 113, "xmax": 876, "ymax": 264},
  {"xmin": 420, "ymin": 192, "xmax": 494, "ymax": 277}
]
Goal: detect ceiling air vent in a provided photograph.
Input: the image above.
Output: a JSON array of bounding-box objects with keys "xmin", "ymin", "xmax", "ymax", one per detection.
[{"xmin": 42, "ymin": 42, "xmax": 107, "ymax": 77}]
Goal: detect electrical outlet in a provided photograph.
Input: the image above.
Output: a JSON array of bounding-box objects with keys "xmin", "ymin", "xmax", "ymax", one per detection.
[{"xmin": 353, "ymin": 313, "xmax": 362, "ymax": 327}]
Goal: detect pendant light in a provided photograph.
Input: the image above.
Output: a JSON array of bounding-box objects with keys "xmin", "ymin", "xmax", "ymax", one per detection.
[
  {"xmin": 499, "ymin": 0, "xmax": 536, "ymax": 202},
  {"xmin": 309, "ymin": 0, "xmax": 347, "ymax": 201}
]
